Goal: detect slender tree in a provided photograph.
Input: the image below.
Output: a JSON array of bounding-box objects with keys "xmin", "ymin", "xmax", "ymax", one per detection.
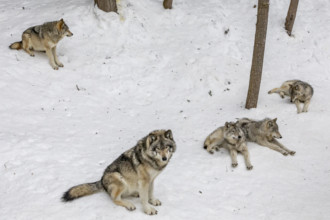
[
  {"xmin": 245, "ymin": 0, "xmax": 270, "ymax": 109},
  {"xmin": 285, "ymin": 0, "xmax": 299, "ymax": 36},
  {"xmin": 163, "ymin": 0, "xmax": 173, "ymax": 9},
  {"xmin": 94, "ymin": 0, "xmax": 117, "ymax": 13}
]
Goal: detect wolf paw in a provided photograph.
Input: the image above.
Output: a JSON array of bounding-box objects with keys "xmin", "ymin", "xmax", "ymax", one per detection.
[
  {"xmin": 289, "ymin": 151, "xmax": 296, "ymax": 156},
  {"xmin": 149, "ymin": 198, "xmax": 162, "ymax": 206},
  {"xmin": 57, "ymin": 62, "xmax": 64, "ymax": 67},
  {"xmin": 30, "ymin": 53, "xmax": 35, "ymax": 57},
  {"xmin": 247, "ymin": 165, "xmax": 253, "ymax": 170},
  {"xmin": 282, "ymin": 152, "xmax": 288, "ymax": 156},
  {"xmin": 232, "ymin": 163, "xmax": 238, "ymax": 167},
  {"xmin": 144, "ymin": 206, "xmax": 158, "ymax": 215},
  {"xmin": 125, "ymin": 202, "xmax": 136, "ymax": 211},
  {"xmin": 208, "ymin": 150, "xmax": 214, "ymax": 154},
  {"xmin": 53, "ymin": 66, "xmax": 59, "ymax": 70}
]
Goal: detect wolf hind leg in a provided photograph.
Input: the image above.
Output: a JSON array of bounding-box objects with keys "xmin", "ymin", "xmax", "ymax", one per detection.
[
  {"xmin": 22, "ymin": 34, "xmax": 34, "ymax": 57},
  {"xmin": 103, "ymin": 173, "xmax": 136, "ymax": 211}
]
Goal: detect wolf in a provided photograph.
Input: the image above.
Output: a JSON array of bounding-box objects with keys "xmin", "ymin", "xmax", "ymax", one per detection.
[
  {"xmin": 236, "ymin": 118, "xmax": 295, "ymax": 156},
  {"xmin": 62, "ymin": 130, "xmax": 176, "ymax": 215},
  {"xmin": 268, "ymin": 80, "xmax": 313, "ymax": 113},
  {"xmin": 9, "ymin": 19, "xmax": 73, "ymax": 70},
  {"xmin": 204, "ymin": 122, "xmax": 253, "ymax": 170}
]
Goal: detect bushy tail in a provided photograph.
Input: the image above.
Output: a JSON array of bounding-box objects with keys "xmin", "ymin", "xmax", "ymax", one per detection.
[
  {"xmin": 62, "ymin": 181, "xmax": 103, "ymax": 202},
  {"xmin": 9, "ymin": 41, "xmax": 22, "ymax": 50}
]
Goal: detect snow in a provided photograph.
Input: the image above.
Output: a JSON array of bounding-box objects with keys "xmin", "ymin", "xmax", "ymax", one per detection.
[{"xmin": 1, "ymin": 0, "xmax": 330, "ymax": 219}]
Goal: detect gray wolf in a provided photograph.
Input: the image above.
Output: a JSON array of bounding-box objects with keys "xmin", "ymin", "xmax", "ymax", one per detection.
[
  {"xmin": 268, "ymin": 80, "xmax": 313, "ymax": 113},
  {"xmin": 9, "ymin": 19, "xmax": 73, "ymax": 70},
  {"xmin": 204, "ymin": 122, "xmax": 253, "ymax": 170},
  {"xmin": 62, "ymin": 130, "xmax": 176, "ymax": 215},
  {"xmin": 237, "ymin": 118, "xmax": 295, "ymax": 156}
]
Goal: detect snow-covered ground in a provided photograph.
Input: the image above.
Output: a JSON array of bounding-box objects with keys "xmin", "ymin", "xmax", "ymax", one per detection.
[{"xmin": 1, "ymin": 0, "xmax": 330, "ymax": 219}]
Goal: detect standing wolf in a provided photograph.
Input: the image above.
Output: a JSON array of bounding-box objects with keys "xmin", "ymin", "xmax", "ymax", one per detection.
[
  {"xmin": 237, "ymin": 118, "xmax": 295, "ymax": 156},
  {"xmin": 9, "ymin": 19, "xmax": 73, "ymax": 70},
  {"xmin": 268, "ymin": 80, "xmax": 313, "ymax": 113},
  {"xmin": 204, "ymin": 122, "xmax": 253, "ymax": 170},
  {"xmin": 62, "ymin": 130, "xmax": 176, "ymax": 215}
]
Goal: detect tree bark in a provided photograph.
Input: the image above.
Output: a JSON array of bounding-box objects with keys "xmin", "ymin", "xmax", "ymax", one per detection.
[
  {"xmin": 285, "ymin": 0, "xmax": 299, "ymax": 36},
  {"xmin": 245, "ymin": 0, "xmax": 270, "ymax": 109},
  {"xmin": 94, "ymin": 0, "xmax": 117, "ymax": 13},
  {"xmin": 163, "ymin": 0, "xmax": 173, "ymax": 9}
]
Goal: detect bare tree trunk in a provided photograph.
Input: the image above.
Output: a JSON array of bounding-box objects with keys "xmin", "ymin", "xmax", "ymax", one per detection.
[
  {"xmin": 163, "ymin": 0, "xmax": 173, "ymax": 9},
  {"xmin": 285, "ymin": 0, "xmax": 299, "ymax": 36},
  {"xmin": 245, "ymin": 0, "xmax": 270, "ymax": 109},
  {"xmin": 94, "ymin": 0, "xmax": 117, "ymax": 13}
]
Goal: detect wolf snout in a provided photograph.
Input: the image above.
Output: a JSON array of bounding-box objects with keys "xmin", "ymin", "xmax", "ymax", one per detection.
[
  {"xmin": 162, "ymin": 157, "xmax": 167, "ymax": 161},
  {"xmin": 238, "ymin": 135, "xmax": 242, "ymax": 139}
]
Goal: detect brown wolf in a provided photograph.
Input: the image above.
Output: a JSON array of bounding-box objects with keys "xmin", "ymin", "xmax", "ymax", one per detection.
[
  {"xmin": 9, "ymin": 19, "xmax": 73, "ymax": 70},
  {"xmin": 62, "ymin": 130, "xmax": 176, "ymax": 215}
]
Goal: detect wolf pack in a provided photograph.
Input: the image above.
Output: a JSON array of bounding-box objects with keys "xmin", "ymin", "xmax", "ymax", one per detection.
[{"xmin": 9, "ymin": 19, "xmax": 314, "ymax": 215}]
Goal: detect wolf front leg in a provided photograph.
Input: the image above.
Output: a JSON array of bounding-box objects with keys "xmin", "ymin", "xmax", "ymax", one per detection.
[
  {"xmin": 258, "ymin": 140, "xmax": 289, "ymax": 156},
  {"xmin": 272, "ymin": 139, "xmax": 295, "ymax": 155},
  {"xmin": 241, "ymin": 144, "xmax": 253, "ymax": 170},
  {"xmin": 294, "ymin": 100, "xmax": 302, "ymax": 113},
  {"xmin": 230, "ymin": 149, "xmax": 238, "ymax": 167},
  {"xmin": 52, "ymin": 46, "xmax": 64, "ymax": 67},
  {"xmin": 45, "ymin": 47, "xmax": 58, "ymax": 70},
  {"xmin": 148, "ymin": 180, "xmax": 161, "ymax": 206},
  {"xmin": 138, "ymin": 180, "xmax": 157, "ymax": 215},
  {"xmin": 302, "ymin": 99, "xmax": 311, "ymax": 113}
]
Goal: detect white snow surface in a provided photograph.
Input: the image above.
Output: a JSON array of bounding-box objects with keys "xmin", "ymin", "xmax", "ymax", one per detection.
[{"xmin": 1, "ymin": 0, "xmax": 330, "ymax": 219}]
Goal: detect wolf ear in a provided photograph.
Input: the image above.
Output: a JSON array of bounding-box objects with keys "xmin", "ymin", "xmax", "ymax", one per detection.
[
  {"xmin": 57, "ymin": 19, "xmax": 64, "ymax": 30},
  {"xmin": 147, "ymin": 134, "xmax": 157, "ymax": 146},
  {"xmin": 273, "ymin": 118, "xmax": 277, "ymax": 122},
  {"xmin": 225, "ymin": 122, "xmax": 229, "ymax": 128},
  {"xmin": 165, "ymin": 130, "xmax": 173, "ymax": 140},
  {"xmin": 267, "ymin": 121, "xmax": 273, "ymax": 128}
]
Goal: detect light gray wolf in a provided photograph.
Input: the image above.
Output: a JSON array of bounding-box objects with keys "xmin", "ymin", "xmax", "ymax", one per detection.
[
  {"xmin": 268, "ymin": 80, "xmax": 313, "ymax": 113},
  {"xmin": 204, "ymin": 122, "xmax": 253, "ymax": 170},
  {"xmin": 9, "ymin": 19, "xmax": 73, "ymax": 70},
  {"xmin": 237, "ymin": 118, "xmax": 295, "ymax": 156},
  {"xmin": 62, "ymin": 130, "xmax": 176, "ymax": 215}
]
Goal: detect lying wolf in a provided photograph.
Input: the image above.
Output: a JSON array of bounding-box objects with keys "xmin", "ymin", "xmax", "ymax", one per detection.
[
  {"xmin": 268, "ymin": 80, "xmax": 313, "ymax": 113},
  {"xmin": 204, "ymin": 122, "xmax": 253, "ymax": 170},
  {"xmin": 62, "ymin": 130, "xmax": 176, "ymax": 215},
  {"xmin": 236, "ymin": 118, "xmax": 295, "ymax": 156}
]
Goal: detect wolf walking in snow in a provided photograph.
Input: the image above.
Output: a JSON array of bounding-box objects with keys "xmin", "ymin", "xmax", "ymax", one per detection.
[
  {"xmin": 268, "ymin": 80, "xmax": 313, "ymax": 113},
  {"xmin": 236, "ymin": 118, "xmax": 295, "ymax": 156},
  {"xmin": 62, "ymin": 130, "xmax": 176, "ymax": 215},
  {"xmin": 9, "ymin": 19, "xmax": 73, "ymax": 70},
  {"xmin": 204, "ymin": 122, "xmax": 253, "ymax": 170}
]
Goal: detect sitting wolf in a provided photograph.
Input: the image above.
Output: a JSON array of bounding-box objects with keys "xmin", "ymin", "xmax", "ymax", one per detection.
[
  {"xmin": 236, "ymin": 118, "xmax": 295, "ymax": 156},
  {"xmin": 204, "ymin": 122, "xmax": 253, "ymax": 170},
  {"xmin": 268, "ymin": 80, "xmax": 313, "ymax": 113},
  {"xmin": 62, "ymin": 130, "xmax": 176, "ymax": 215}
]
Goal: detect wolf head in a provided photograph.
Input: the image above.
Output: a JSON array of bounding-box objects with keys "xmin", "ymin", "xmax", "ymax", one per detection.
[
  {"xmin": 56, "ymin": 18, "xmax": 73, "ymax": 37},
  {"xmin": 290, "ymin": 83, "xmax": 304, "ymax": 102},
  {"xmin": 264, "ymin": 118, "xmax": 282, "ymax": 140},
  {"xmin": 224, "ymin": 122, "xmax": 244, "ymax": 145},
  {"xmin": 144, "ymin": 130, "xmax": 176, "ymax": 166}
]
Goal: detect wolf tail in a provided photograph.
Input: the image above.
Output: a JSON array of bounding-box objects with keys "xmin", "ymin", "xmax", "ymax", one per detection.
[
  {"xmin": 62, "ymin": 181, "xmax": 103, "ymax": 202},
  {"xmin": 9, "ymin": 41, "xmax": 22, "ymax": 50}
]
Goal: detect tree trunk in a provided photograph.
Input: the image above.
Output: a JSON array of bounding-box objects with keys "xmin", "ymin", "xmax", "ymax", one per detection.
[
  {"xmin": 245, "ymin": 0, "xmax": 270, "ymax": 109},
  {"xmin": 94, "ymin": 0, "xmax": 117, "ymax": 13},
  {"xmin": 163, "ymin": 0, "xmax": 173, "ymax": 9},
  {"xmin": 285, "ymin": 0, "xmax": 299, "ymax": 36}
]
